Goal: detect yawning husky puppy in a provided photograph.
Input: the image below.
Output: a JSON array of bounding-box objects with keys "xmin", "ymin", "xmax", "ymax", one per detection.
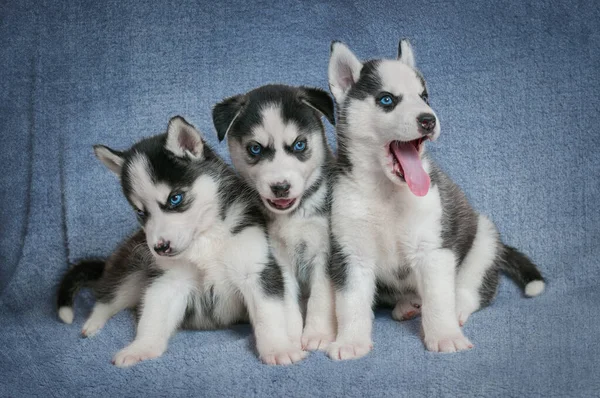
[
  {"xmin": 57, "ymin": 116, "xmax": 305, "ymax": 366},
  {"xmin": 212, "ymin": 85, "xmax": 337, "ymax": 351},
  {"xmin": 326, "ymin": 41, "xmax": 545, "ymax": 359}
]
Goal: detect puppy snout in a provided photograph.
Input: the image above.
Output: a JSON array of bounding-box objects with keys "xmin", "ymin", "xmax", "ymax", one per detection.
[
  {"xmin": 417, "ymin": 113, "xmax": 436, "ymax": 133},
  {"xmin": 153, "ymin": 239, "xmax": 171, "ymax": 256},
  {"xmin": 270, "ymin": 182, "xmax": 291, "ymax": 198}
]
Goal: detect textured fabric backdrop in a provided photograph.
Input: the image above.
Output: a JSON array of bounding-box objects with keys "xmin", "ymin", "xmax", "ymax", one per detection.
[{"xmin": 1, "ymin": 0, "xmax": 599, "ymax": 397}]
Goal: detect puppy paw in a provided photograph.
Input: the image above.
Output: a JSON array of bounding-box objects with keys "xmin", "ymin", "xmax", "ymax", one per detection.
[
  {"xmin": 391, "ymin": 299, "xmax": 422, "ymax": 321},
  {"xmin": 112, "ymin": 341, "xmax": 166, "ymax": 368},
  {"xmin": 259, "ymin": 345, "xmax": 308, "ymax": 365},
  {"xmin": 424, "ymin": 331, "xmax": 473, "ymax": 353},
  {"xmin": 81, "ymin": 317, "xmax": 106, "ymax": 337},
  {"xmin": 327, "ymin": 339, "xmax": 373, "ymax": 361},
  {"xmin": 301, "ymin": 329, "xmax": 335, "ymax": 351}
]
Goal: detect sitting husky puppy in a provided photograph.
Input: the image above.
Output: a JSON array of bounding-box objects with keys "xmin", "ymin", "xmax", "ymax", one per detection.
[
  {"xmin": 212, "ymin": 85, "xmax": 337, "ymax": 350},
  {"xmin": 326, "ymin": 41, "xmax": 545, "ymax": 359},
  {"xmin": 57, "ymin": 116, "xmax": 305, "ymax": 366}
]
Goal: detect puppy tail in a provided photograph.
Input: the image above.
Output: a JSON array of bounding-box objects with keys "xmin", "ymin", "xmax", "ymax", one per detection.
[
  {"xmin": 498, "ymin": 244, "xmax": 545, "ymax": 297},
  {"xmin": 56, "ymin": 259, "xmax": 105, "ymax": 324}
]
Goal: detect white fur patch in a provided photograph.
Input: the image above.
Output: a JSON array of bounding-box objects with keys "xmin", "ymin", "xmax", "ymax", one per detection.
[
  {"xmin": 525, "ymin": 280, "xmax": 545, "ymax": 297},
  {"xmin": 58, "ymin": 306, "xmax": 74, "ymax": 324}
]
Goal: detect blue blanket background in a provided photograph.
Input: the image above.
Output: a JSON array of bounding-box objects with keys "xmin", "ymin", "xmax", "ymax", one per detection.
[{"xmin": 1, "ymin": 1, "xmax": 599, "ymax": 396}]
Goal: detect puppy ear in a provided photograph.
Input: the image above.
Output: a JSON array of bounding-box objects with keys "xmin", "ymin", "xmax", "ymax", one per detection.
[
  {"xmin": 212, "ymin": 95, "xmax": 246, "ymax": 142},
  {"xmin": 397, "ymin": 39, "xmax": 416, "ymax": 68},
  {"xmin": 300, "ymin": 87, "xmax": 335, "ymax": 126},
  {"xmin": 165, "ymin": 116, "xmax": 204, "ymax": 160},
  {"xmin": 328, "ymin": 41, "xmax": 363, "ymax": 103},
  {"xmin": 94, "ymin": 145, "xmax": 125, "ymax": 176}
]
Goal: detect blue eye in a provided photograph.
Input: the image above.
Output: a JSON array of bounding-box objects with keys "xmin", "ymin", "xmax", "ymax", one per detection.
[
  {"xmin": 293, "ymin": 141, "xmax": 307, "ymax": 152},
  {"xmin": 169, "ymin": 193, "xmax": 183, "ymax": 207},
  {"xmin": 248, "ymin": 143, "xmax": 263, "ymax": 156},
  {"xmin": 136, "ymin": 209, "xmax": 146, "ymax": 217},
  {"xmin": 379, "ymin": 95, "xmax": 393, "ymax": 106}
]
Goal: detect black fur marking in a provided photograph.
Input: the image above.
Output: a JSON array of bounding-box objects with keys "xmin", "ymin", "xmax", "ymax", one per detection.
[
  {"xmin": 328, "ymin": 235, "xmax": 349, "ymax": 290},
  {"xmin": 428, "ymin": 160, "xmax": 478, "ymax": 266},
  {"xmin": 478, "ymin": 267, "xmax": 500, "ymax": 308},
  {"xmin": 498, "ymin": 244, "xmax": 545, "ymax": 290},
  {"xmin": 397, "ymin": 266, "xmax": 411, "ymax": 280},
  {"xmin": 231, "ymin": 204, "xmax": 266, "ymax": 235},
  {"xmin": 259, "ymin": 253, "xmax": 285, "ymax": 298},
  {"xmin": 212, "ymin": 95, "xmax": 247, "ymax": 142},
  {"xmin": 94, "ymin": 230, "xmax": 159, "ymax": 304},
  {"xmin": 346, "ymin": 60, "xmax": 383, "ymax": 101},
  {"xmin": 300, "ymin": 87, "xmax": 336, "ymax": 126},
  {"xmin": 214, "ymin": 85, "xmax": 331, "ymax": 144},
  {"xmin": 401, "ymin": 286, "xmax": 418, "ymax": 297},
  {"xmin": 375, "ymin": 280, "xmax": 399, "ymax": 307},
  {"xmin": 57, "ymin": 259, "xmax": 105, "ymax": 309}
]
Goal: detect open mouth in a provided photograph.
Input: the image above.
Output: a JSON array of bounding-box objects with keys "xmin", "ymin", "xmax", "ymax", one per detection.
[
  {"xmin": 388, "ymin": 137, "xmax": 431, "ymax": 197},
  {"xmin": 266, "ymin": 198, "xmax": 297, "ymax": 211}
]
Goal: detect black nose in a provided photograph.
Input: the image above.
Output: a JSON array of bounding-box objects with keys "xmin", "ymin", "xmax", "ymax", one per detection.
[
  {"xmin": 417, "ymin": 113, "xmax": 436, "ymax": 133},
  {"xmin": 270, "ymin": 182, "xmax": 291, "ymax": 198},
  {"xmin": 153, "ymin": 240, "xmax": 171, "ymax": 255}
]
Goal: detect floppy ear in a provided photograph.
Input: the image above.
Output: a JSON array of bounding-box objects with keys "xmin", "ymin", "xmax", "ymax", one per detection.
[
  {"xmin": 165, "ymin": 116, "xmax": 204, "ymax": 160},
  {"xmin": 328, "ymin": 41, "xmax": 363, "ymax": 103},
  {"xmin": 397, "ymin": 39, "xmax": 416, "ymax": 68},
  {"xmin": 300, "ymin": 87, "xmax": 335, "ymax": 126},
  {"xmin": 93, "ymin": 145, "xmax": 125, "ymax": 176},
  {"xmin": 212, "ymin": 95, "xmax": 246, "ymax": 142}
]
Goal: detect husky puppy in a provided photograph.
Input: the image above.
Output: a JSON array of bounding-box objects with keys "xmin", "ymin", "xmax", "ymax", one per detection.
[
  {"xmin": 326, "ymin": 41, "xmax": 545, "ymax": 359},
  {"xmin": 212, "ymin": 85, "xmax": 337, "ymax": 351},
  {"xmin": 56, "ymin": 116, "xmax": 306, "ymax": 366}
]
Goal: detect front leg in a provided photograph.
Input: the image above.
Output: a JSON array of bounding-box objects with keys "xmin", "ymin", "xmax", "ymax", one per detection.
[
  {"xmin": 243, "ymin": 292, "xmax": 307, "ymax": 365},
  {"xmin": 327, "ymin": 241, "xmax": 376, "ymax": 361},
  {"xmin": 416, "ymin": 249, "xmax": 473, "ymax": 353},
  {"xmin": 302, "ymin": 251, "xmax": 337, "ymax": 351},
  {"xmin": 239, "ymin": 266, "xmax": 306, "ymax": 365},
  {"xmin": 112, "ymin": 270, "xmax": 193, "ymax": 367}
]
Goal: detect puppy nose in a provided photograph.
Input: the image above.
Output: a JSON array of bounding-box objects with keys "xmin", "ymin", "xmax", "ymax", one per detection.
[
  {"xmin": 153, "ymin": 239, "xmax": 171, "ymax": 255},
  {"xmin": 417, "ymin": 113, "xmax": 436, "ymax": 133},
  {"xmin": 270, "ymin": 182, "xmax": 291, "ymax": 198}
]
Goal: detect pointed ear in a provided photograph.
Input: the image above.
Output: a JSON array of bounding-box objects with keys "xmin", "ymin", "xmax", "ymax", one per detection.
[
  {"xmin": 212, "ymin": 95, "xmax": 246, "ymax": 142},
  {"xmin": 94, "ymin": 145, "xmax": 125, "ymax": 176},
  {"xmin": 328, "ymin": 41, "xmax": 363, "ymax": 103},
  {"xmin": 397, "ymin": 39, "xmax": 416, "ymax": 68},
  {"xmin": 300, "ymin": 87, "xmax": 335, "ymax": 126},
  {"xmin": 165, "ymin": 116, "xmax": 204, "ymax": 160}
]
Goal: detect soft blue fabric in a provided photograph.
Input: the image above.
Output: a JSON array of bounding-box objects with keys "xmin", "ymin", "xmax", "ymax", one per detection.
[{"xmin": 1, "ymin": 1, "xmax": 599, "ymax": 396}]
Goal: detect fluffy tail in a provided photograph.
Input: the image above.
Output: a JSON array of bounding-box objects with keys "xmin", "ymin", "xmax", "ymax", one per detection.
[
  {"xmin": 498, "ymin": 245, "xmax": 545, "ymax": 297},
  {"xmin": 56, "ymin": 259, "xmax": 105, "ymax": 324}
]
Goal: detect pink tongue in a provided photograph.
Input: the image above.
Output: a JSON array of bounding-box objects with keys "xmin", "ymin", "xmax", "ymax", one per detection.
[
  {"xmin": 390, "ymin": 141, "xmax": 430, "ymax": 196},
  {"xmin": 272, "ymin": 199, "xmax": 294, "ymax": 206}
]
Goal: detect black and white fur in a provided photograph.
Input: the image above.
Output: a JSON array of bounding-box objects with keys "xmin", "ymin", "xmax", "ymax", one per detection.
[
  {"xmin": 326, "ymin": 41, "xmax": 545, "ymax": 359},
  {"xmin": 213, "ymin": 85, "xmax": 337, "ymax": 351},
  {"xmin": 57, "ymin": 116, "xmax": 306, "ymax": 366}
]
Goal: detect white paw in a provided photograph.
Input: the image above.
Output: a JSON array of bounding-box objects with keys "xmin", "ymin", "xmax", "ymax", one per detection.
[
  {"xmin": 112, "ymin": 341, "xmax": 166, "ymax": 368},
  {"xmin": 327, "ymin": 339, "xmax": 373, "ymax": 361},
  {"xmin": 457, "ymin": 312, "xmax": 469, "ymax": 327},
  {"xmin": 391, "ymin": 299, "xmax": 422, "ymax": 322},
  {"xmin": 455, "ymin": 290, "xmax": 479, "ymax": 327},
  {"xmin": 259, "ymin": 345, "xmax": 308, "ymax": 366},
  {"xmin": 424, "ymin": 331, "xmax": 473, "ymax": 353},
  {"xmin": 81, "ymin": 317, "xmax": 106, "ymax": 337},
  {"xmin": 301, "ymin": 329, "xmax": 335, "ymax": 351},
  {"xmin": 58, "ymin": 307, "xmax": 74, "ymax": 324}
]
